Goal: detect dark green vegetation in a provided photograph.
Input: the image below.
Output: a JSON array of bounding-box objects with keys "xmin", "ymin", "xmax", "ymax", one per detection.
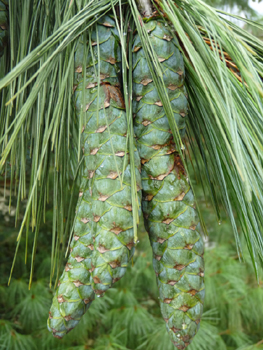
[{"xmin": 1, "ymin": 179, "xmax": 263, "ymax": 350}]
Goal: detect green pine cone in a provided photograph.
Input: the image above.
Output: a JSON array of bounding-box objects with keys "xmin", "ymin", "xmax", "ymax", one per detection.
[
  {"xmin": 0, "ymin": 0, "xmax": 8, "ymax": 58},
  {"xmin": 77, "ymin": 83, "xmax": 141, "ymax": 296},
  {"xmin": 75, "ymin": 15, "xmax": 142, "ymax": 296},
  {"xmin": 47, "ymin": 179, "xmax": 95, "ymax": 338},
  {"xmin": 132, "ymin": 19, "xmax": 205, "ymax": 350},
  {"xmin": 48, "ymin": 15, "xmax": 141, "ymax": 338}
]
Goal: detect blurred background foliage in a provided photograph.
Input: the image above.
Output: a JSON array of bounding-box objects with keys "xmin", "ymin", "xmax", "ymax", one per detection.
[
  {"xmin": 206, "ymin": 0, "xmax": 262, "ymax": 15},
  {"xmin": 1, "ymin": 0, "xmax": 263, "ymax": 349}
]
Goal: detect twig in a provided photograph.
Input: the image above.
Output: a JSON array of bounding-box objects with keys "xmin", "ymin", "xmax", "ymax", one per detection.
[{"xmin": 136, "ymin": 0, "xmax": 153, "ymax": 17}]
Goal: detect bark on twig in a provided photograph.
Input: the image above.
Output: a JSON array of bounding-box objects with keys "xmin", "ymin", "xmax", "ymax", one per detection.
[{"xmin": 136, "ymin": 0, "xmax": 153, "ymax": 17}]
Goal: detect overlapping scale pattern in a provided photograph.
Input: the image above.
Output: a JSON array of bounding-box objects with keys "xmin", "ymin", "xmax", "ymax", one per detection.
[
  {"xmin": 47, "ymin": 181, "xmax": 95, "ymax": 338},
  {"xmin": 0, "ymin": 0, "xmax": 8, "ymax": 57},
  {"xmin": 48, "ymin": 15, "xmax": 141, "ymax": 338},
  {"xmin": 76, "ymin": 82, "xmax": 141, "ymax": 295},
  {"xmin": 132, "ymin": 19, "xmax": 205, "ymax": 349}
]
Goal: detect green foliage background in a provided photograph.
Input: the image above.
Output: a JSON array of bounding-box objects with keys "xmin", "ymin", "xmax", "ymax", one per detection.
[{"xmin": 1, "ymin": 176, "xmax": 263, "ymax": 350}]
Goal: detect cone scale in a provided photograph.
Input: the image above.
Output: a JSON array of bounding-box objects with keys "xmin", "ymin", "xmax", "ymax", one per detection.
[
  {"xmin": 132, "ymin": 19, "xmax": 205, "ymax": 349},
  {"xmin": 48, "ymin": 15, "xmax": 141, "ymax": 338}
]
